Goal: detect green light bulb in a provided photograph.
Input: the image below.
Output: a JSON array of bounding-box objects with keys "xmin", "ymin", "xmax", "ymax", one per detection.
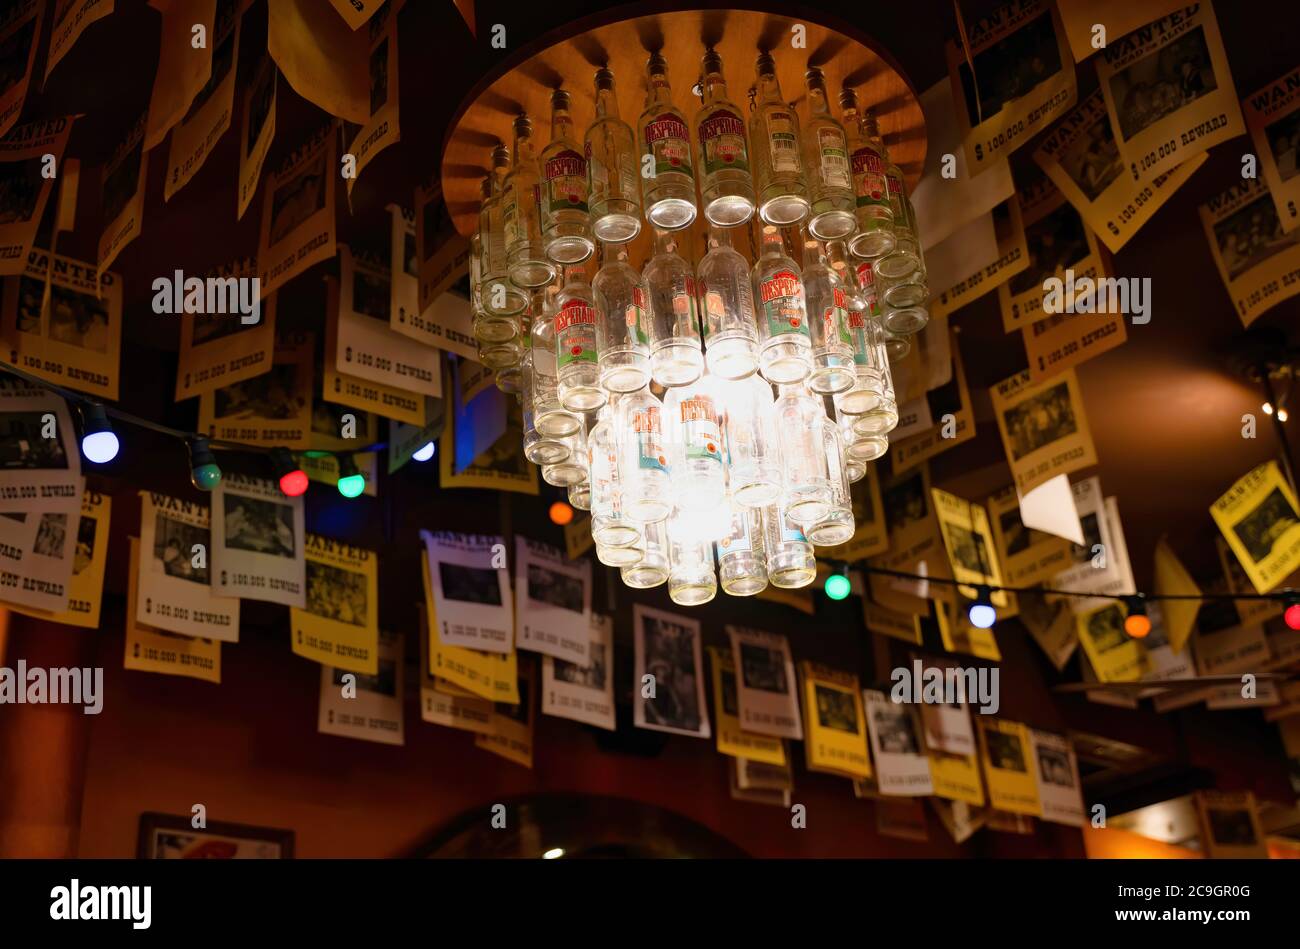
[
  {"xmin": 191, "ymin": 462, "xmax": 222, "ymax": 491},
  {"xmin": 824, "ymin": 573, "xmax": 851, "ymax": 601},
  {"xmin": 337, "ymin": 473, "xmax": 366, "ymax": 498}
]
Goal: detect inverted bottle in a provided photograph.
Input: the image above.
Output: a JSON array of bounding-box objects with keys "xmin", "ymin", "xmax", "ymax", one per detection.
[{"xmin": 638, "ymin": 52, "xmax": 698, "ymax": 231}]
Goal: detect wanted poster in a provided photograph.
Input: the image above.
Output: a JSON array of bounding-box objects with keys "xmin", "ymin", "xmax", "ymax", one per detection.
[
  {"xmin": 1035, "ymin": 90, "xmax": 1206, "ymax": 253},
  {"xmin": 324, "ymin": 278, "xmax": 429, "ymax": 426},
  {"xmin": 1028, "ymin": 728, "xmax": 1085, "ymax": 826},
  {"xmin": 820, "ymin": 461, "xmax": 887, "ymax": 562},
  {"xmin": 328, "ymin": 0, "xmax": 385, "ymax": 30},
  {"xmin": 726, "ymin": 625, "xmax": 802, "ymax": 741},
  {"xmin": 987, "ymin": 485, "xmax": 1073, "ymax": 588},
  {"xmin": 1050, "ymin": 477, "xmax": 1122, "ymax": 597},
  {"xmin": 422, "ymin": 530, "xmax": 513, "ymax": 654},
  {"xmin": 418, "ymin": 609, "xmax": 494, "ymax": 733},
  {"xmin": 1210, "ymin": 460, "xmax": 1300, "ymax": 593},
  {"xmin": 318, "ymin": 629, "xmax": 404, "ymax": 746},
  {"xmin": 386, "ymin": 204, "xmax": 448, "ymax": 353},
  {"xmin": 210, "ymin": 473, "xmax": 305, "ymax": 607},
  {"xmin": 98, "ymin": 112, "xmax": 147, "ymax": 275},
  {"xmin": 423, "ymin": 554, "xmax": 519, "ymax": 703},
  {"xmin": 1193, "ymin": 790, "xmax": 1267, "ymax": 859},
  {"xmin": 387, "ymin": 413, "xmax": 445, "ymax": 475},
  {"xmin": 344, "ymin": 0, "xmax": 401, "ymax": 199},
  {"xmin": 2, "ymin": 249, "xmax": 123, "ymax": 400},
  {"xmin": 1022, "ymin": 291, "xmax": 1127, "ymax": 385},
  {"xmin": 1076, "ymin": 600, "xmax": 1149, "ymax": 682},
  {"xmin": 945, "ymin": 0, "xmax": 1076, "ymax": 175},
  {"xmin": 868, "ymin": 464, "xmax": 954, "ymax": 613},
  {"xmin": 1141, "ymin": 604, "xmax": 1199, "ymax": 707},
  {"xmin": 198, "ymin": 330, "xmax": 312, "ymax": 448},
  {"xmin": 45, "ymin": 0, "xmax": 115, "ymax": 81},
  {"xmin": 1244, "ymin": 65, "xmax": 1300, "ymax": 233},
  {"xmin": 0, "ymin": 1, "xmax": 41, "ymax": 138},
  {"xmin": 997, "ymin": 175, "xmax": 1109, "ymax": 332},
  {"xmin": 730, "ymin": 757, "xmax": 793, "ymax": 808},
  {"xmin": 977, "ymin": 718, "xmax": 1042, "ymax": 816},
  {"xmin": 1198, "ymin": 177, "xmax": 1300, "ymax": 326},
  {"xmin": 934, "ymin": 600, "xmax": 1003, "ymax": 662},
  {"xmin": 124, "ymin": 537, "xmax": 221, "ymax": 683},
  {"xmin": 1017, "ymin": 591, "xmax": 1077, "ymax": 670},
  {"xmin": 415, "ymin": 178, "xmax": 471, "ymax": 330},
  {"xmin": 890, "ymin": 331, "xmax": 977, "ymax": 473},
  {"xmin": 1056, "ymin": 0, "xmax": 1186, "ymax": 62},
  {"xmin": 991, "ymin": 367, "xmax": 1097, "ymax": 496},
  {"xmin": 475, "ymin": 662, "xmax": 535, "ymax": 768},
  {"xmin": 913, "ymin": 657, "xmax": 977, "ymax": 757},
  {"xmin": 136, "ymin": 491, "xmax": 239, "ymax": 641},
  {"xmin": 0, "ymin": 482, "xmax": 82, "ymax": 613},
  {"xmin": 290, "ymin": 534, "xmax": 377, "ymax": 674},
  {"xmin": 237, "ymin": 48, "xmax": 276, "ymax": 219},
  {"xmin": 7, "ymin": 488, "xmax": 110, "ymax": 628},
  {"xmin": 986, "ymin": 810, "xmax": 1035, "ymax": 834},
  {"xmin": 337, "ymin": 244, "xmax": 442, "ymax": 398},
  {"xmin": 926, "ymin": 744, "xmax": 985, "ymax": 807},
  {"xmin": 257, "ymin": 122, "xmax": 336, "ymax": 298},
  {"xmin": 266, "ymin": 0, "xmax": 369, "ymax": 124},
  {"xmin": 799, "ymin": 661, "xmax": 872, "ymax": 780},
  {"xmin": 0, "ymin": 381, "xmax": 81, "ymax": 512},
  {"xmin": 633, "ymin": 603, "xmax": 710, "ymax": 739},
  {"xmin": 1193, "ymin": 608, "xmax": 1269, "ymax": 677},
  {"xmin": 709, "ymin": 646, "xmax": 787, "ymax": 766},
  {"xmin": 932, "ymin": 486, "xmax": 1007, "ymax": 605},
  {"xmin": 439, "ymin": 402, "xmax": 538, "ymax": 495},
  {"xmin": 1096, "ymin": 1, "xmax": 1243, "ymax": 183},
  {"xmin": 164, "ymin": 0, "xmax": 240, "ymax": 201},
  {"xmin": 144, "ymin": 0, "xmax": 217, "ymax": 150},
  {"xmin": 916, "ymin": 683, "xmax": 984, "ymax": 805},
  {"xmin": 542, "ymin": 613, "xmax": 615, "ymax": 731},
  {"xmin": 1216, "ymin": 535, "xmax": 1281, "ymax": 625},
  {"xmin": 514, "ymin": 536, "xmax": 590, "ymax": 665},
  {"xmin": 0, "ymin": 118, "xmax": 75, "ymax": 275},
  {"xmin": 930, "ymin": 198, "xmax": 1029, "ymax": 320},
  {"xmin": 864, "ymin": 690, "xmax": 934, "ymax": 796},
  {"xmin": 175, "ymin": 261, "xmax": 275, "ymax": 400}
]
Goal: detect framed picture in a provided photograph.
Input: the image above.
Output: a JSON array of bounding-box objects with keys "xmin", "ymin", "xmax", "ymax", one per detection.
[{"xmin": 137, "ymin": 812, "xmax": 294, "ymax": 859}]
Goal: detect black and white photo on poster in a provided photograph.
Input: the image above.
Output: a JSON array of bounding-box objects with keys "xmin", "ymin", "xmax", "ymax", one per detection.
[
  {"xmin": 0, "ymin": 117, "xmax": 75, "ymax": 275},
  {"xmin": 136, "ymin": 491, "xmax": 239, "ymax": 642},
  {"xmin": 0, "ymin": 381, "xmax": 81, "ymax": 513},
  {"xmin": 863, "ymin": 689, "xmax": 934, "ymax": 796},
  {"xmin": 257, "ymin": 121, "xmax": 335, "ymax": 297},
  {"xmin": 421, "ymin": 529, "xmax": 512, "ymax": 654},
  {"xmin": 318, "ymin": 629, "xmax": 404, "ymax": 746},
  {"xmin": 634, "ymin": 604, "xmax": 710, "ymax": 739},
  {"xmin": 542, "ymin": 613, "xmax": 615, "ymax": 731},
  {"xmin": 515, "ymin": 535, "xmax": 590, "ymax": 665},
  {"xmin": 210, "ymin": 472, "xmax": 305, "ymax": 608},
  {"xmin": 726, "ymin": 625, "xmax": 802, "ymax": 741},
  {"xmin": 0, "ymin": 477, "xmax": 81, "ymax": 613},
  {"xmin": 1028, "ymin": 728, "xmax": 1085, "ymax": 827},
  {"xmin": 1244, "ymin": 64, "xmax": 1300, "ymax": 234}
]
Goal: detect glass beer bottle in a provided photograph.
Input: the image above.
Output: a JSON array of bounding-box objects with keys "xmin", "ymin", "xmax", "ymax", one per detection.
[
  {"xmin": 540, "ymin": 89, "xmax": 594, "ymax": 264},
  {"xmin": 801, "ymin": 67, "xmax": 855, "ymax": 240},
  {"xmin": 531, "ymin": 281, "xmax": 582, "ymax": 438},
  {"xmin": 751, "ymin": 225, "xmax": 812, "ymax": 385},
  {"xmin": 586, "ymin": 68, "xmax": 642, "ymax": 244},
  {"xmin": 801, "ymin": 236, "xmax": 855, "ymax": 395},
  {"xmin": 750, "ymin": 51, "xmax": 809, "ymax": 226},
  {"xmin": 667, "ymin": 509, "xmax": 718, "ymax": 605},
  {"xmin": 503, "ymin": 114, "xmax": 556, "ymax": 288},
  {"xmin": 773, "ymin": 382, "xmax": 833, "ymax": 523},
  {"xmin": 621, "ymin": 516, "xmax": 669, "ymax": 588},
  {"xmin": 664, "ymin": 374, "xmax": 728, "ymax": 522},
  {"xmin": 717, "ymin": 505, "xmax": 768, "ymax": 596},
  {"xmin": 840, "ymin": 89, "xmax": 895, "ymax": 260},
  {"xmin": 620, "ymin": 385, "xmax": 673, "ymax": 523},
  {"xmin": 592, "ymin": 241, "xmax": 652, "ymax": 393},
  {"xmin": 719, "ymin": 373, "xmax": 780, "ymax": 508},
  {"xmin": 806, "ymin": 415, "xmax": 855, "ymax": 546},
  {"xmin": 555, "ymin": 262, "xmax": 607, "ymax": 412},
  {"xmin": 763, "ymin": 503, "xmax": 816, "ymax": 588},
  {"xmin": 479, "ymin": 145, "xmax": 528, "ymax": 323},
  {"xmin": 697, "ymin": 223, "xmax": 760, "ymax": 380},
  {"xmin": 694, "ymin": 48, "xmax": 756, "ymax": 227},
  {"xmin": 638, "ymin": 52, "xmax": 698, "ymax": 231},
  {"xmin": 643, "ymin": 228, "xmax": 705, "ymax": 387}
]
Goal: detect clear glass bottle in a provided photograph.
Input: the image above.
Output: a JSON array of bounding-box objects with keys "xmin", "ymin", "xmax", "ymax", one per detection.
[
  {"xmin": 479, "ymin": 145, "xmax": 528, "ymax": 322},
  {"xmin": 586, "ymin": 68, "xmax": 642, "ymax": 244},
  {"xmin": 806, "ymin": 415, "xmax": 855, "ymax": 546},
  {"xmin": 845, "ymin": 317, "xmax": 898, "ymax": 440},
  {"xmin": 763, "ymin": 503, "xmax": 816, "ymax": 588},
  {"xmin": 826, "ymin": 239, "xmax": 866, "ymax": 312},
  {"xmin": 667, "ymin": 509, "xmax": 718, "ymax": 605},
  {"xmin": 720, "ymin": 373, "xmax": 780, "ymax": 508},
  {"xmin": 621, "ymin": 516, "xmax": 669, "ymax": 587},
  {"xmin": 592, "ymin": 241, "xmax": 651, "ymax": 393},
  {"xmin": 837, "ymin": 304, "xmax": 886, "ymax": 417},
  {"xmin": 643, "ymin": 228, "xmax": 705, "ymax": 387},
  {"xmin": 867, "ymin": 111, "xmax": 920, "ymax": 279},
  {"xmin": 568, "ymin": 479, "xmax": 591, "ymax": 511},
  {"xmin": 801, "ymin": 236, "xmax": 855, "ymax": 395},
  {"xmin": 751, "ymin": 225, "xmax": 812, "ymax": 385},
  {"xmin": 716, "ymin": 505, "xmax": 768, "ymax": 595},
  {"xmin": 555, "ymin": 262, "xmax": 607, "ymax": 412},
  {"xmin": 801, "ymin": 68, "xmax": 855, "ymax": 240},
  {"xmin": 589, "ymin": 400, "xmax": 639, "ymax": 548},
  {"xmin": 750, "ymin": 52, "xmax": 809, "ymax": 226},
  {"xmin": 697, "ymin": 224, "xmax": 760, "ymax": 380},
  {"xmin": 773, "ymin": 382, "xmax": 832, "ymax": 523},
  {"xmin": 694, "ymin": 48, "xmax": 756, "ymax": 227},
  {"xmin": 469, "ymin": 201, "xmax": 484, "ymax": 315},
  {"xmin": 531, "ymin": 281, "xmax": 582, "ymax": 438},
  {"xmin": 620, "ymin": 386, "xmax": 673, "ymax": 523},
  {"xmin": 883, "ymin": 327, "xmax": 911, "ymax": 361},
  {"xmin": 541, "ymin": 426, "xmax": 587, "ymax": 487},
  {"xmin": 664, "ymin": 374, "xmax": 727, "ymax": 519},
  {"xmin": 840, "ymin": 89, "xmax": 895, "ymax": 260},
  {"xmin": 522, "ymin": 353, "xmax": 569, "ymax": 466},
  {"xmin": 638, "ymin": 52, "xmax": 698, "ymax": 231},
  {"xmin": 503, "ymin": 115, "xmax": 556, "ymax": 289},
  {"xmin": 540, "ymin": 89, "xmax": 594, "ymax": 265}
]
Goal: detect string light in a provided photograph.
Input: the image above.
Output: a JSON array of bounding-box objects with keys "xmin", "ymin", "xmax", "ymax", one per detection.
[
  {"xmin": 1286, "ymin": 597, "xmax": 1300, "ymax": 631},
  {"xmin": 824, "ymin": 570, "xmax": 851, "ymax": 601},
  {"xmin": 188, "ymin": 437, "xmax": 222, "ymax": 490},
  {"xmin": 412, "ymin": 441, "xmax": 436, "ymax": 462},
  {"xmin": 79, "ymin": 403, "xmax": 119, "ymax": 464},
  {"xmin": 270, "ymin": 448, "xmax": 308, "ymax": 498},
  {"xmin": 549, "ymin": 501, "xmax": 574, "ymax": 525},
  {"xmin": 336, "ymin": 455, "xmax": 366, "ymax": 498},
  {"xmin": 967, "ymin": 585, "xmax": 996, "ymax": 629},
  {"xmin": 1122, "ymin": 595, "xmax": 1151, "ymax": 638}
]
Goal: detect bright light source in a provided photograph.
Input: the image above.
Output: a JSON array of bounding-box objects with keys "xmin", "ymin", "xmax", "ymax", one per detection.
[
  {"xmin": 549, "ymin": 501, "xmax": 574, "ymax": 525},
  {"xmin": 336, "ymin": 455, "xmax": 365, "ymax": 498},
  {"xmin": 1263, "ymin": 402, "xmax": 1274, "ymax": 415},
  {"xmin": 1286, "ymin": 601, "xmax": 1300, "ymax": 631},
  {"xmin": 1279, "ymin": 408, "xmax": 1290, "ymax": 423},
  {"xmin": 80, "ymin": 403, "xmax": 119, "ymax": 464},
  {"xmin": 968, "ymin": 585, "xmax": 996, "ymax": 628},
  {"xmin": 824, "ymin": 573, "xmax": 851, "ymax": 600},
  {"xmin": 413, "ymin": 441, "xmax": 436, "ymax": 462},
  {"xmin": 542, "ymin": 847, "xmax": 564, "ymax": 860}
]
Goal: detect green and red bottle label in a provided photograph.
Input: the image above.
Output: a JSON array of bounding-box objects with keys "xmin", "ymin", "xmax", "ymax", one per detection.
[
  {"xmin": 759, "ymin": 269, "xmax": 809, "ymax": 339},
  {"xmin": 555, "ymin": 298, "xmax": 598, "ymax": 368}
]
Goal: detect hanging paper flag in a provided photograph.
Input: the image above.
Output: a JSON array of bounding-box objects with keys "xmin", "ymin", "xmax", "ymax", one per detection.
[
  {"xmin": 164, "ymin": 0, "xmax": 241, "ymax": 201},
  {"xmin": 267, "ymin": 0, "xmax": 369, "ymax": 124},
  {"xmin": 1152, "ymin": 536, "xmax": 1201, "ymax": 653}
]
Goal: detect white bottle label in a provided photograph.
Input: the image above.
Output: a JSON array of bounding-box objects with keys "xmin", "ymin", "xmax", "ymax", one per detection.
[{"xmin": 767, "ymin": 111, "xmax": 801, "ymax": 174}]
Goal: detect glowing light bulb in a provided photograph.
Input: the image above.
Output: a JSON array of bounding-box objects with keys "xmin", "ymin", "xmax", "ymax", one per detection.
[
  {"xmin": 413, "ymin": 441, "xmax": 435, "ymax": 462},
  {"xmin": 549, "ymin": 501, "xmax": 574, "ymax": 525},
  {"xmin": 968, "ymin": 585, "xmax": 996, "ymax": 628},
  {"xmin": 824, "ymin": 572, "xmax": 851, "ymax": 601},
  {"xmin": 80, "ymin": 403, "xmax": 119, "ymax": 463}
]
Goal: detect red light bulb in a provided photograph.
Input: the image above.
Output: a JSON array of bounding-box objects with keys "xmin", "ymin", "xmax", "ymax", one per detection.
[
  {"xmin": 279, "ymin": 469, "xmax": 309, "ymax": 497},
  {"xmin": 1285, "ymin": 602, "xmax": 1300, "ymax": 631}
]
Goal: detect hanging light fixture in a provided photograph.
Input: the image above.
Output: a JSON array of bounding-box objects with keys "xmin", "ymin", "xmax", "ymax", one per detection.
[
  {"xmin": 79, "ymin": 403, "xmax": 119, "ymax": 464},
  {"xmin": 967, "ymin": 585, "xmax": 996, "ymax": 629},
  {"xmin": 188, "ymin": 437, "xmax": 222, "ymax": 490},
  {"xmin": 336, "ymin": 455, "xmax": 366, "ymax": 498},
  {"xmin": 1122, "ymin": 595, "xmax": 1151, "ymax": 638},
  {"xmin": 270, "ymin": 447, "xmax": 308, "ymax": 498}
]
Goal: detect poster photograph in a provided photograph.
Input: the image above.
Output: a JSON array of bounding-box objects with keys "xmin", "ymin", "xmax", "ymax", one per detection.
[
  {"xmin": 210, "ymin": 472, "xmax": 306, "ymax": 608},
  {"xmin": 123, "ymin": 537, "xmax": 221, "ymax": 684},
  {"xmin": 237, "ymin": 47, "xmax": 276, "ymax": 220},
  {"xmin": 98, "ymin": 111, "xmax": 147, "ymax": 274},
  {"xmin": 633, "ymin": 603, "xmax": 710, "ymax": 739},
  {"xmin": 175, "ymin": 261, "xmax": 276, "ymax": 400},
  {"xmin": 1198, "ymin": 176, "xmax": 1300, "ymax": 326},
  {"xmin": 945, "ymin": 0, "xmax": 1077, "ymax": 175},
  {"xmin": 136, "ymin": 491, "xmax": 240, "ymax": 642},
  {"xmin": 977, "ymin": 718, "xmax": 1042, "ymax": 816},
  {"xmin": 726, "ymin": 626, "xmax": 802, "ymax": 741},
  {"xmin": 198, "ymin": 330, "xmax": 312, "ymax": 448},
  {"xmin": 1096, "ymin": 1, "xmax": 1243, "ymax": 183},
  {"xmin": 542, "ymin": 613, "xmax": 615, "ymax": 731},
  {"xmin": 344, "ymin": 0, "xmax": 401, "ymax": 198},
  {"xmin": 991, "ymin": 367, "xmax": 1097, "ymax": 495},
  {"xmin": 475, "ymin": 662, "xmax": 535, "ymax": 768},
  {"xmin": 709, "ymin": 646, "xmax": 787, "ymax": 766},
  {"xmin": 420, "ymin": 633, "xmax": 496, "ymax": 734},
  {"xmin": 5, "ymin": 487, "xmax": 109, "ymax": 628},
  {"xmin": 868, "ymin": 463, "xmax": 953, "ymax": 612},
  {"xmin": 422, "ymin": 530, "xmax": 513, "ymax": 654},
  {"xmin": 0, "ymin": 486, "xmax": 81, "ymax": 613},
  {"xmin": 0, "ymin": 381, "xmax": 82, "ymax": 512},
  {"xmin": 421, "ymin": 563, "xmax": 519, "ymax": 705},
  {"xmin": 1050, "ymin": 477, "xmax": 1119, "ymax": 597},
  {"xmin": 1243, "ymin": 64, "xmax": 1300, "ymax": 233},
  {"xmin": 164, "ymin": 0, "xmax": 240, "ymax": 201},
  {"xmin": 2, "ymin": 249, "xmax": 123, "ymax": 400},
  {"xmin": 257, "ymin": 122, "xmax": 336, "ymax": 297},
  {"xmin": 799, "ymin": 661, "xmax": 872, "ymax": 780},
  {"xmin": 317, "ymin": 629, "xmax": 404, "ymax": 746},
  {"xmin": 863, "ymin": 690, "xmax": 934, "ymax": 797},
  {"xmin": 0, "ymin": 117, "xmax": 75, "ymax": 275},
  {"xmin": 1076, "ymin": 600, "xmax": 1149, "ymax": 683},
  {"xmin": 514, "ymin": 536, "xmax": 591, "ymax": 665},
  {"xmin": 291, "ymin": 533, "xmax": 378, "ymax": 675},
  {"xmin": 1194, "ymin": 789, "xmax": 1268, "ymax": 859},
  {"xmin": 1210, "ymin": 460, "xmax": 1300, "ymax": 594},
  {"xmin": 932, "ymin": 486, "xmax": 1006, "ymax": 604}
]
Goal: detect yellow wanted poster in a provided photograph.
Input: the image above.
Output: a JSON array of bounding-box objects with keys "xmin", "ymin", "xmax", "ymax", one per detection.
[{"xmin": 1210, "ymin": 460, "xmax": 1300, "ymax": 593}]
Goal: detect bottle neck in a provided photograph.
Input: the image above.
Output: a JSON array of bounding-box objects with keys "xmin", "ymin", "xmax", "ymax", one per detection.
[
  {"xmin": 550, "ymin": 108, "xmax": 574, "ymax": 142},
  {"xmin": 703, "ymin": 71, "xmax": 727, "ymax": 103},
  {"xmin": 757, "ymin": 70, "xmax": 783, "ymax": 103},
  {"xmin": 595, "ymin": 85, "xmax": 619, "ymax": 119},
  {"xmin": 654, "ymin": 229, "xmax": 678, "ymax": 256},
  {"xmin": 513, "ymin": 131, "xmax": 534, "ymax": 164},
  {"xmin": 807, "ymin": 84, "xmax": 831, "ymax": 117},
  {"xmin": 708, "ymin": 225, "xmax": 733, "ymax": 251},
  {"xmin": 647, "ymin": 70, "xmax": 672, "ymax": 106}
]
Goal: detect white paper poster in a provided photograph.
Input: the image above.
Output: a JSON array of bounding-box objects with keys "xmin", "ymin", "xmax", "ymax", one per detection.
[
  {"xmin": 317, "ymin": 629, "xmax": 404, "ymax": 745},
  {"xmin": 210, "ymin": 472, "xmax": 305, "ymax": 607},
  {"xmin": 421, "ymin": 529, "xmax": 512, "ymax": 653},
  {"xmin": 863, "ymin": 689, "xmax": 934, "ymax": 797},
  {"xmin": 0, "ymin": 481, "xmax": 81, "ymax": 613},
  {"xmin": 136, "ymin": 491, "xmax": 239, "ymax": 641},
  {"xmin": 726, "ymin": 625, "xmax": 802, "ymax": 740},
  {"xmin": 542, "ymin": 613, "xmax": 615, "ymax": 731},
  {"xmin": 0, "ymin": 382, "xmax": 82, "ymax": 513},
  {"xmin": 1029, "ymin": 728, "xmax": 1085, "ymax": 827},
  {"xmin": 514, "ymin": 536, "xmax": 590, "ymax": 665},
  {"xmin": 633, "ymin": 603, "xmax": 710, "ymax": 739}
]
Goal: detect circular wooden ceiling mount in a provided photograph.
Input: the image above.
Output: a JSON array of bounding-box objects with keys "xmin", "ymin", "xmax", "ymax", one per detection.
[{"xmin": 440, "ymin": 7, "xmax": 928, "ymax": 237}]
